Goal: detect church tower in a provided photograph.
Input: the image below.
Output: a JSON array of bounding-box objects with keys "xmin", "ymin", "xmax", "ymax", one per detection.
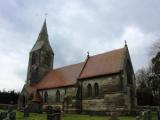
[{"xmin": 27, "ymin": 20, "xmax": 54, "ymax": 84}]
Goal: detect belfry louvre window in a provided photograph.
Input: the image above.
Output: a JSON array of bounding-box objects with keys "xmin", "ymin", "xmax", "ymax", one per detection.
[
  {"xmin": 44, "ymin": 91, "xmax": 48, "ymax": 103},
  {"xmin": 87, "ymin": 84, "xmax": 92, "ymax": 97},
  {"xmin": 56, "ymin": 90, "xmax": 60, "ymax": 102},
  {"xmin": 94, "ymin": 83, "xmax": 99, "ymax": 96}
]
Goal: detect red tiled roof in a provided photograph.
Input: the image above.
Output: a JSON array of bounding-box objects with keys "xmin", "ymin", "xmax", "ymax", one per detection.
[
  {"xmin": 79, "ymin": 47, "xmax": 127, "ymax": 79},
  {"xmin": 31, "ymin": 47, "xmax": 127, "ymax": 90},
  {"xmin": 35, "ymin": 62, "xmax": 84, "ymax": 90}
]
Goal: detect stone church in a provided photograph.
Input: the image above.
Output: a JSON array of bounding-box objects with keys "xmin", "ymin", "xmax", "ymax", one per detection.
[{"xmin": 18, "ymin": 20, "xmax": 137, "ymax": 115}]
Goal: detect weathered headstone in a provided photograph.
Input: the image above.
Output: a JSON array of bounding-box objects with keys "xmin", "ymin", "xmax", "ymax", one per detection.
[
  {"xmin": 147, "ymin": 110, "xmax": 151, "ymax": 120},
  {"xmin": 136, "ymin": 115, "xmax": 141, "ymax": 120},
  {"xmin": 8, "ymin": 101, "xmax": 14, "ymax": 113},
  {"xmin": 46, "ymin": 106, "xmax": 61, "ymax": 120},
  {"xmin": 109, "ymin": 112, "xmax": 119, "ymax": 120},
  {"xmin": 24, "ymin": 107, "xmax": 29, "ymax": 117},
  {"xmin": 46, "ymin": 106, "xmax": 53, "ymax": 120},
  {"xmin": 157, "ymin": 111, "xmax": 160, "ymax": 120},
  {"xmin": 9, "ymin": 112, "xmax": 16, "ymax": 120},
  {"xmin": 0, "ymin": 112, "xmax": 7, "ymax": 120},
  {"xmin": 141, "ymin": 110, "xmax": 151, "ymax": 120}
]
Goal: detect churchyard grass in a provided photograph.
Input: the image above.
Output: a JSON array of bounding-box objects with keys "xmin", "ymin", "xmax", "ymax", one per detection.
[{"xmin": 0, "ymin": 109, "xmax": 157, "ymax": 120}]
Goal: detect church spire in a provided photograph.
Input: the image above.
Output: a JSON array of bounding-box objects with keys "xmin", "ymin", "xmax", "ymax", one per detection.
[{"xmin": 39, "ymin": 19, "xmax": 48, "ymax": 35}]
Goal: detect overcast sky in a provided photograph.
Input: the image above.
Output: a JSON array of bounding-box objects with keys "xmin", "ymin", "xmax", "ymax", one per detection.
[{"xmin": 0, "ymin": 0, "xmax": 160, "ymax": 91}]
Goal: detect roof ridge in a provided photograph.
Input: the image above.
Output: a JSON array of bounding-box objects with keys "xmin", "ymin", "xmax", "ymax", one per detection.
[
  {"xmin": 90, "ymin": 47, "xmax": 125, "ymax": 58},
  {"xmin": 54, "ymin": 62, "xmax": 84, "ymax": 71}
]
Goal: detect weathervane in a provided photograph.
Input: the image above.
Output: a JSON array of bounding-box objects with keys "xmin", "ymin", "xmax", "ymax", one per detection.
[
  {"xmin": 87, "ymin": 51, "xmax": 90, "ymax": 58},
  {"xmin": 44, "ymin": 13, "xmax": 48, "ymax": 18},
  {"xmin": 125, "ymin": 40, "xmax": 127, "ymax": 46}
]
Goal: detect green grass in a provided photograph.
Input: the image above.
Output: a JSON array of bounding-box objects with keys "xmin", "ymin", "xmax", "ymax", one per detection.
[{"xmin": 0, "ymin": 110, "xmax": 158, "ymax": 120}]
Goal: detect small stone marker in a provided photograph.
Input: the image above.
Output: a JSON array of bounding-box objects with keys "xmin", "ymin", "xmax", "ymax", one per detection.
[
  {"xmin": 0, "ymin": 112, "xmax": 7, "ymax": 120},
  {"xmin": 9, "ymin": 112, "xmax": 16, "ymax": 120}
]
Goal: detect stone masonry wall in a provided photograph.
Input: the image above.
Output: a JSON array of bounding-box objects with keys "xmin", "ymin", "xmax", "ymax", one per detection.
[{"xmin": 81, "ymin": 74, "xmax": 128, "ymax": 113}]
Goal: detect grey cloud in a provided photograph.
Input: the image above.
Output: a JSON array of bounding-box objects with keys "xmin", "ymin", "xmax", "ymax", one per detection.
[{"xmin": 0, "ymin": 0, "xmax": 160, "ymax": 91}]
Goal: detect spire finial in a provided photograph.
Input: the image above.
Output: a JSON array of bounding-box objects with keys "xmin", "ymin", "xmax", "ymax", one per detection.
[
  {"xmin": 125, "ymin": 40, "xmax": 127, "ymax": 47},
  {"xmin": 87, "ymin": 51, "xmax": 90, "ymax": 58},
  {"xmin": 44, "ymin": 13, "xmax": 48, "ymax": 19},
  {"xmin": 40, "ymin": 19, "xmax": 48, "ymax": 35}
]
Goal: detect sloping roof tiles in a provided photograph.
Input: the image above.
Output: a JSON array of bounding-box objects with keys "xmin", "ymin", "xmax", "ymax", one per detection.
[
  {"xmin": 33, "ymin": 47, "xmax": 127, "ymax": 90},
  {"xmin": 35, "ymin": 62, "xmax": 85, "ymax": 90},
  {"xmin": 79, "ymin": 47, "xmax": 126, "ymax": 79}
]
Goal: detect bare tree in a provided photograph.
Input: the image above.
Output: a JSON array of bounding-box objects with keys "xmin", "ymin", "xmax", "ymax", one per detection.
[{"xmin": 149, "ymin": 40, "xmax": 160, "ymax": 56}]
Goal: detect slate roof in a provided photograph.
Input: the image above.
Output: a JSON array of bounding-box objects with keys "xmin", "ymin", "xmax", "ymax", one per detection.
[{"xmin": 33, "ymin": 47, "xmax": 127, "ymax": 90}]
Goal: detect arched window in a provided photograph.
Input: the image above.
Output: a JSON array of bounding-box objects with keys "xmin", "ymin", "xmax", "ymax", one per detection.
[
  {"xmin": 87, "ymin": 84, "xmax": 92, "ymax": 97},
  {"xmin": 44, "ymin": 91, "xmax": 48, "ymax": 103},
  {"xmin": 56, "ymin": 90, "xmax": 60, "ymax": 102},
  {"xmin": 94, "ymin": 83, "xmax": 99, "ymax": 96}
]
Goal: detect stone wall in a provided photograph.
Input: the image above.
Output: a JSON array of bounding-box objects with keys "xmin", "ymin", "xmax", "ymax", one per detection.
[
  {"xmin": 39, "ymin": 86, "xmax": 77, "ymax": 104},
  {"xmin": 39, "ymin": 86, "xmax": 78, "ymax": 112},
  {"xmin": 81, "ymin": 74, "xmax": 128, "ymax": 113}
]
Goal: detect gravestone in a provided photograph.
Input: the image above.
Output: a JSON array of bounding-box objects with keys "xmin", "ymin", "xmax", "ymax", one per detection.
[
  {"xmin": 0, "ymin": 112, "xmax": 7, "ymax": 120},
  {"xmin": 157, "ymin": 111, "xmax": 160, "ymax": 120},
  {"xmin": 24, "ymin": 106, "xmax": 29, "ymax": 117},
  {"xmin": 9, "ymin": 112, "xmax": 16, "ymax": 120},
  {"xmin": 147, "ymin": 110, "xmax": 151, "ymax": 120},
  {"xmin": 8, "ymin": 101, "xmax": 14, "ymax": 113},
  {"xmin": 46, "ymin": 106, "xmax": 53, "ymax": 120},
  {"xmin": 141, "ymin": 110, "xmax": 151, "ymax": 120},
  {"xmin": 46, "ymin": 106, "xmax": 61, "ymax": 120},
  {"xmin": 109, "ymin": 112, "xmax": 119, "ymax": 120},
  {"xmin": 136, "ymin": 115, "xmax": 141, "ymax": 120}
]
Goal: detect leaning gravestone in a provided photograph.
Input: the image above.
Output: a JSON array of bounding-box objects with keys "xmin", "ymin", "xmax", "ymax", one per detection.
[
  {"xmin": 0, "ymin": 112, "xmax": 7, "ymax": 120},
  {"xmin": 9, "ymin": 112, "xmax": 16, "ymax": 120}
]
